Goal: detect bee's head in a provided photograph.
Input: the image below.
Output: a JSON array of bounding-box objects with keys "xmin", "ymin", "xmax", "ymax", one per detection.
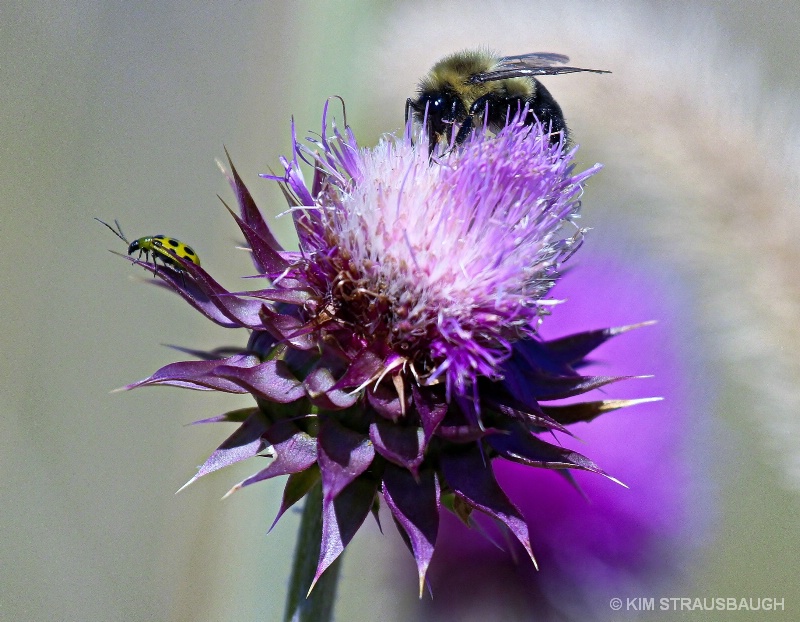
[{"xmin": 410, "ymin": 89, "xmax": 466, "ymax": 151}]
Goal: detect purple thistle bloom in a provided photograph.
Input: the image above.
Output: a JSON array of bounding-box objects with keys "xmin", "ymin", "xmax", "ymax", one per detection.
[{"xmin": 120, "ymin": 101, "xmax": 652, "ymax": 593}]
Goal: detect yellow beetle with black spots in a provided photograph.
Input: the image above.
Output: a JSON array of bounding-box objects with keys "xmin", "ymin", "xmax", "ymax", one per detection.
[
  {"xmin": 128, "ymin": 234, "xmax": 201, "ymax": 270},
  {"xmin": 96, "ymin": 218, "xmax": 201, "ymax": 272}
]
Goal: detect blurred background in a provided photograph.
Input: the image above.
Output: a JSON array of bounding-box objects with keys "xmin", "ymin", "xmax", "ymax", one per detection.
[{"xmin": 3, "ymin": 1, "xmax": 799, "ymax": 620}]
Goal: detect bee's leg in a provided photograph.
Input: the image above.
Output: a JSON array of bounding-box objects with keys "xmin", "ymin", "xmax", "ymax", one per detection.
[
  {"xmin": 455, "ymin": 94, "xmax": 498, "ymax": 145},
  {"xmin": 427, "ymin": 116, "xmax": 439, "ymax": 158},
  {"xmin": 453, "ymin": 115, "xmax": 474, "ymax": 146}
]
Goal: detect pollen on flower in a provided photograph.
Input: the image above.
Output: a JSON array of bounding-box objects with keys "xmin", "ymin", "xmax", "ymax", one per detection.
[{"xmin": 119, "ymin": 99, "xmax": 652, "ymax": 595}]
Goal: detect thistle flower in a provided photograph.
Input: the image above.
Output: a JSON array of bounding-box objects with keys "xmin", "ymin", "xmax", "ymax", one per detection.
[{"xmin": 121, "ymin": 101, "xmax": 650, "ymax": 594}]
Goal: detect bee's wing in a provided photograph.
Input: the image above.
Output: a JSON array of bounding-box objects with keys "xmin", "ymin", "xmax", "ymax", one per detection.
[
  {"xmin": 468, "ymin": 52, "xmax": 610, "ymax": 84},
  {"xmin": 501, "ymin": 52, "xmax": 571, "ymax": 65}
]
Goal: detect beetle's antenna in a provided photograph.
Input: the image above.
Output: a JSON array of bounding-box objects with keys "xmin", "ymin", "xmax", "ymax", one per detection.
[{"xmin": 95, "ymin": 218, "xmax": 129, "ymax": 244}]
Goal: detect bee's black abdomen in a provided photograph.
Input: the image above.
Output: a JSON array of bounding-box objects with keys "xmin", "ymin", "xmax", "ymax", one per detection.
[{"xmin": 530, "ymin": 80, "xmax": 568, "ymax": 144}]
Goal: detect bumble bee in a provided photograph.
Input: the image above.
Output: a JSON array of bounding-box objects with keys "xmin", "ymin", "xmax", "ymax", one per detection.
[
  {"xmin": 407, "ymin": 50, "xmax": 609, "ymax": 151},
  {"xmin": 95, "ymin": 218, "xmax": 200, "ymax": 271}
]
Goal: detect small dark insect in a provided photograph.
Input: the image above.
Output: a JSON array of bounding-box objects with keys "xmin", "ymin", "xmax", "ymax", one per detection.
[
  {"xmin": 407, "ymin": 49, "xmax": 609, "ymax": 152},
  {"xmin": 95, "ymin": 218, "xmax": 200, "ymax": 272}
]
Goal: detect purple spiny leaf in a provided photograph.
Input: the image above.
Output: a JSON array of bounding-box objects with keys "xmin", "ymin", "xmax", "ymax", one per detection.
[
  {"xmin": 367, "ymin": 382, "xmax": 406, "ymax": 422},
  {"xmin": 369, "ymin": 420, "xmax": 425, "ymax": 475},
  {"xmin": 509, "ymin": 339, "xmax": 580, "ymax": 377},
  {"xmin": 123, "ymin": 354, "xmax": 260, "ymax": 393},
  {"xmin": 486, "ymin": 398, "xmax": 572, "ymax": 435},
  {"xmin": 542, "ymin": 322, "xmax": 655, "ymax": 365},
  {"xmin": 241, "ymin": 287, "xmax": 314, "ymax": 306},
  {"xmin": 304, "ymin": 367, "xmax": 359, "ymax": 410},
  {"xmin": 162, "ymin": 344, "xmax": 248, "ymax": 361},
  {"xmin": 334, "ymin": 350, "xmax": 385, "ymax": 391},
  {"xmin": 226, "ymin": 420, "xmax": 318, "ymax": 494},
  {"xmin": 440, "ymin": 446, "xmax": 537, "ymax": 568},
  {"xmin": 505, "ymin": 368, "xmax": 638, "ymax": 402},
  {"xmin": 154, "ymin": 254, "xmax": 265, "ymax": 329},
  {"xmin": 541, "ymin": 397, "xmax": 662, "ymax": 425},
  {"xmin": 190, "ymin": 407, "xmax": 257, "ymax": 425},
  {"xmin": 312, "ymin": 476, "xmax": 378, "ymax": 591},
  {"xmin": 214, "ymin": 359, "xmax": 306, "ymax": 404},
  {"xmin": 269, "ymin": 467, "xmax": 320, "ymax": 531},
  {"xmin": 383, "ymin": 465, "xmax": 440, "ymax": 596},
  {"xmin": 118, "ymin": 253, "xmax": 245, "ymax": 328},
  {"xmin": 317, "ymin": 417, "xmax": 375, "ymax": 502},
  {"xmin": 412, "ymin": 383, "xmax": 448, "ymax": 445},
  {"xmin": 223, "ymin": 149, "xmax": 285, "ymax": 253},
  {"xmin": 219, "ymin": 198, "xmax": 290, "ymax": 276},
  {"xmin": 178, "ymin": 410, "xmax": 271, "ymax": 492},
  {"xmin": 259, "ymin": 306, "xmax": 317, "ymax": 351},
  {"xmin": 487, "ymin": 420, "xmax": 609, "ymax": 475}
]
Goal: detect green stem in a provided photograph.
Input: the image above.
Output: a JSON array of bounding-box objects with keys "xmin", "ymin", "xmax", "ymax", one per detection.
[{"xmin": 283, "ymin": 484, "xmax": 342, "ymax": 622}]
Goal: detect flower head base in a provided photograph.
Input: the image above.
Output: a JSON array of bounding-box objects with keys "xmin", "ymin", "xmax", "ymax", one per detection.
[{"xmin": 122, "ymin": 102, "xmax": 650, "ymax": 594}]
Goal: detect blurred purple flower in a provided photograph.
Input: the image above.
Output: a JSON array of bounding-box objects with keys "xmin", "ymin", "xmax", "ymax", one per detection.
[
  {"xmin": 419, "ymin": 251, "xmax": 711, "ymax": 620},
  {"xmin": 118, "ymin": 102, "xmax": 655, "ymax": 593}
]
